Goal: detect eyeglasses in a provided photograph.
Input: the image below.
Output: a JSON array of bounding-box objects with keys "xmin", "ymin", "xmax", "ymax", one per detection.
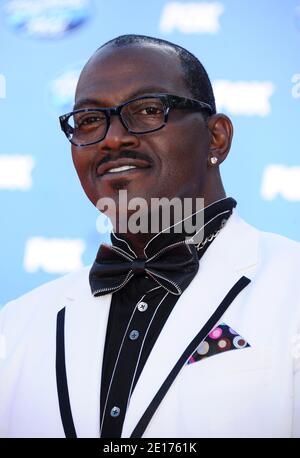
[{"xmin": 59, "ymin": 93, "xmax": 213, "ymax": 147}]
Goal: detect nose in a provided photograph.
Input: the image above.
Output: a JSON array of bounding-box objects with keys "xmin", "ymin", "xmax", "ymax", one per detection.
[{"xmin": 99, "ymin": 112, "xmax": 140, "ymax": 152}]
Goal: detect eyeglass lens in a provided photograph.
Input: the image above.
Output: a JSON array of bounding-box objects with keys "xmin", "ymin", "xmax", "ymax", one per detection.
[{"xmin": 67, "ymin": 97, "xmax": 166, "ymax": 145}]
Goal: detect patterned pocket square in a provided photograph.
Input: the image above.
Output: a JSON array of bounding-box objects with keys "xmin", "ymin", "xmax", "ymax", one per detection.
[{"xmin": 187, "ymin": 323, "xmax": 250, "ymax": 365}]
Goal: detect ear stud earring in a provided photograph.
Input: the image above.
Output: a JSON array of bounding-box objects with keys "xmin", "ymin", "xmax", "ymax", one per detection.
[{"xmin": 210, "ymin": 156, "xmax": 218, "ymax": 165}]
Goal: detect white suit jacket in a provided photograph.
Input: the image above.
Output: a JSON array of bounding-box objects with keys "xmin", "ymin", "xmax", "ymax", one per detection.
[{"xmin": 1, "ymin": 211, "xmax": 300, "ymax": 438}]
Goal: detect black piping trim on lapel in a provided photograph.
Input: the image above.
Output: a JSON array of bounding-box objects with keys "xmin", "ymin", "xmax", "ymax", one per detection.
[
  {"xmin": 56, "ymin": 307, "xmax": 77, "ymax": 438},
  {"xmin": 130, "ymin": 275, "xmax": 251, "ymax": 438}
]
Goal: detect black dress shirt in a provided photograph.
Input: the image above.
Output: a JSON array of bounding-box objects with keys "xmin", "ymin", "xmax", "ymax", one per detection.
[{"xmin": 89, "ymin": 197, "xmax": 237, "ymax": 437}]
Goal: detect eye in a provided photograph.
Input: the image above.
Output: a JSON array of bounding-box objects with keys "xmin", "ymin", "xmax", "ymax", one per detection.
[
  {"xmin": 140, "ymin": 105, "xmax": 163, "ymax": 116},
  {"xmin": 127, "ymin": 99, "xmax": 165, "ymax": 117},
  {"xmin": 74, "ymin": 112, "xmax": 106, "ymax": 129}
]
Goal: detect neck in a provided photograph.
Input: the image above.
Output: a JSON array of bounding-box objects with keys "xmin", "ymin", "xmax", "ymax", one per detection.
[{"xmin": 117, "ymin": 232, "xmax": 152, "ymax": 258}]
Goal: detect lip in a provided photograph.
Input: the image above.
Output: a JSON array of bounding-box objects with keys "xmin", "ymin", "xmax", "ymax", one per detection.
[{"xmin": 96, "ymin": 158, "xmax": 152, "ymax": 177}]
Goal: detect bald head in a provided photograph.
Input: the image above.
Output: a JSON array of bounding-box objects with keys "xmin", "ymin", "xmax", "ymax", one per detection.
[{"xmin": 79, "ymin": 34, "xmax": 216, "ymax": 114}]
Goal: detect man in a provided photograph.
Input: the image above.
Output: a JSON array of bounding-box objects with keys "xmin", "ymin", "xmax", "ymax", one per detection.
[{"xmin": 0, "ymin": 35, "xmax": 300, "ymax": 438}]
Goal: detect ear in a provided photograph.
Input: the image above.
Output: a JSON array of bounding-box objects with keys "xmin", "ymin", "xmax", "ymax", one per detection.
[{"xmin": 207, "ymin": 114, "xmax": 233, "ymax": 165}]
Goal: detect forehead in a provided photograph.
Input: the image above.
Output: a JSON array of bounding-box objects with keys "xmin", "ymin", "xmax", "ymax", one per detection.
[{"xmin": 75, "ymin": 44, "xmax": 190, "ymax": 105}]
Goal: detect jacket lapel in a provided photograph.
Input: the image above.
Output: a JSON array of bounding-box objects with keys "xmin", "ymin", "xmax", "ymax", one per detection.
[
  {"xmin": 61, "ymin": 268, "xmax": 112, "ymax": 438},
  {"xmin": 122, "ymin": 210, "xmax": 259, "ymax": 437}
]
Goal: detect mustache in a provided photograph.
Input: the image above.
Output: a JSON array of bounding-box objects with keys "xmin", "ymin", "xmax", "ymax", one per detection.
[{"xmin": 96, "ymin": 150, "xmax": 153, "ymax": 167}]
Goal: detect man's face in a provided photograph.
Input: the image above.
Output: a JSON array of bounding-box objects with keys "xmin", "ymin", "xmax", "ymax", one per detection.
[{"xmin": 72, "ymin": 44, "xmax": 211, "ymax": 216}]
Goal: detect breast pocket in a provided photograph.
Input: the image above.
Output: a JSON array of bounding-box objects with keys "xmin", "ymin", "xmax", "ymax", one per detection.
[
  {"xmin": 185, "ymin": 346, "xmax": 272, "ymax": 377},
  {"xmin": 175, "ymin": 348, "xmax": 276, "ymax": 437}
]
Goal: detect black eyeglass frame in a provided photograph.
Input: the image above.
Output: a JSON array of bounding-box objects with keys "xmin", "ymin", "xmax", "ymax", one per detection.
[{"xmin": 59, "ymin": 93, "xmax": 213, "ymax": 147}]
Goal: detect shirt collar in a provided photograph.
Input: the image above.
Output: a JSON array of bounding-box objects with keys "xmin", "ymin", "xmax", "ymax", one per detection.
[{"xmin": 110, "ymin": 197, "xmax": 237, "ymax": 260}]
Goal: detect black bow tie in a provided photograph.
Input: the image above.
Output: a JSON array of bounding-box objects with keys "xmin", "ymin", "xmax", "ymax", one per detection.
[{"xmin": 89, "ymin": 241, "xmax": 199, "ymax": 296}]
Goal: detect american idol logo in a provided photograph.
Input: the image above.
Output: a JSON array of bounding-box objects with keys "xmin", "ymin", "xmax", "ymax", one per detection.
[
  {"xmin": 49, "ymin": 66, "xmax": 81, "ymax": 114},
  {"xmin": 3, "ymin": 0, "xmax": 93, "ymax": 39}
]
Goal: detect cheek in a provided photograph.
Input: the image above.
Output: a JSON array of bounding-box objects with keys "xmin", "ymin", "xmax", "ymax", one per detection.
[
  {"xmin": 71, "ymin": 147, "xmax": 97, "ymax": 202},
  {"xmin": 154, "ymin": 122, "xmax": 209, "ymax": 182},
  {"xmin": 72, "ymin": 147, "xmax": 90, "ymax": 182}
]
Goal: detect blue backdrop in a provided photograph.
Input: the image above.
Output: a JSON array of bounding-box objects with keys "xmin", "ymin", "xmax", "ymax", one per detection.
[{"xmin": 0, "ymin": 0, "xmax": 299, "ymax": 307}]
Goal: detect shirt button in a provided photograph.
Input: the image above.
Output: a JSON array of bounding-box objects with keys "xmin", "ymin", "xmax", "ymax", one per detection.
[
  {"xmin": 110, "ymin": 406, "xmax": 121, "ymax": 417},
  {"xmin": 129, "ymin": 330, "xmax": 140, "ymax": 340},
  {"xmin": 137, "ymin": 301, "xmax": 148, "ymax": 312}
]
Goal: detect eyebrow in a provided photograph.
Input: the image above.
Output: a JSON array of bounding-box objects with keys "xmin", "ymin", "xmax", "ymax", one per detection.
[
  {"xmin": 126, "ymin": 86, "xmax": 170, "ymax": 99},
  {"xmin": 73, "ymin": 98, "xmax": 100, "ymax": 110},
  {"xmin": 73, "ymin": 87, "xmax": 171, "ymax": 111}
]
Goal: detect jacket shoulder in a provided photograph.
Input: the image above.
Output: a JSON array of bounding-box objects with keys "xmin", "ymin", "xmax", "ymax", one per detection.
[
  {"xmin": 0, "ymin": 266, "xmax": 91, "ymax": 330},
  {"xmin": 234, "ymin": 211, "xmax": 300, "ymax": 261},
  {"xmin": 259, "ymin": 228, "xmax": 300, "ymax": 263}
]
